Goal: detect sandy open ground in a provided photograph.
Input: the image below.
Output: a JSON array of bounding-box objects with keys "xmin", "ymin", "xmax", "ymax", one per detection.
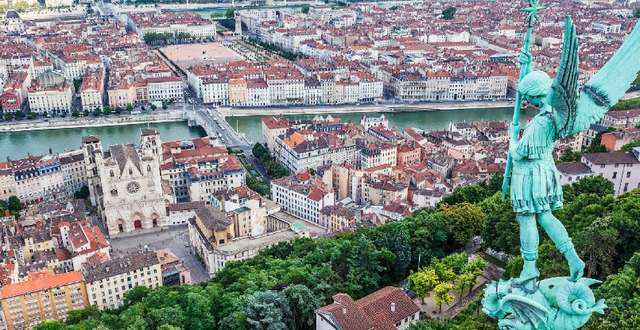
[{"xmin": 160, "ymin": 43, "xmax": 244, "ymax": 70}]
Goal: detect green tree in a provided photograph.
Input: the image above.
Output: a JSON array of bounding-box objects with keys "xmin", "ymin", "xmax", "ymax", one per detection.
[
  {"xmin": 301, "ymin": 4, "xmax": 310, "ymax": 14},
  {"xmin": 434, "ymin": 283, "xmax": 455, "ymax": 313},
  {"xmin": 574, "ymin": 217, "xmax": 619, "ymax": 279},
  {"xmin": 408, "ymin": 268, "xmax": 439, "ymax": 304},
  {"xmin": 620, "ymin": 140, "xmax": 640, "ymax": 152},
  {"xmin": 72, "ymin": 110, "xmax": 80, "ymax": 118},
  {"xmin": 83, "ymin": 109, "xmax": 89, "ymax": 117},
  {"xmin": 283, "ymin": 284, "xmax": 319, "ymax": 330},
  {"xmin": 103, "ymin": 106, "xmax": 112, "ymax": 116},
  {"xmin": 562, "ymin": 175, "xmax": 614, "ymax": 203},
  {"xmin": 347, "ymin": 235, "xmax": 385, "ymax": 296},
  {"xmin": 245, "ymin": 291, "xmax": 292, "ymax": 330},
  {"xmin": 479, "ymin": 192, "xmax": 519, "ymax": 255},
  {"xmin": 93, "ymin": 107, "xmax": 102, "ymax": 117},
  {"xmin": 151, "ymin": 104, "xmax": 158, "ymax": 111},
  {"xmin": 442, "ymin": 6, "xmax": 457, "ymax": 20},
  {"xmin": 438, "ymin": 202, "xmax": 486, "ymax": 246},
  {"xmin": 14, "ymin": 111, "xmax": 25, "ymax": 120},
  {"xmin": 66, "ymin": 305, "xmax": 101, "ymax": 325},
  {"xmin": 122, "ymin": 286, "xmax": 151, "ymax": 308},
  {"xmin": 226, "ymin": 8, "xmax": 236, "ymax": 19},
  {"xmin": 126, "ymin": 103, "xmax": 134, "ymax": 113},
  {"xmin": 4, "ymin": 112, "xmax": 14, "ymax": 121},
  {"xmin": 26, "ymin": 112, "xmax": 35, "ymax": 120},
  {"xmin": 162, "ymin": 102, "xmax": 168, "ymax": 110},
  {"xmin": 8, "ymin": 196, "xmax": 22, "ymax": 213},
  {"xmin": 32, "ymin": 321, "xmax": 65, "ymax": 330},
  {"xmin": 634, "ymin": 7, "xmax": 640, "ymax": 19},
  {"xmin": 558, "ymin": 146, "xmax": 582, "ymax": 163}
]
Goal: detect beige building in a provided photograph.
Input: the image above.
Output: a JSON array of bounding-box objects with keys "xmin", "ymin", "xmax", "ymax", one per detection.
[
  {"xmin": 360, "ymin": 143, "xmax": 397, "ymax": 169},
  {"xmin": 80, "ymin": 70, "xmax": 105, "ymax": 111},
  {"xmin": 261, "ymin": 116, "xmax": 290, "ymax": 155},
  {"xmin": 83, "ymin": 250, "xmax": 162, "ymax": 310},
  {"xmin": 0, "ymin": 271, "xmax": 88, "ymax": 330},
  {"xmin": 228, "ymin": 78, "xmax": 247, "ymax": 106},
  {"xmin": 58, "ymin": 150, "xmax": 87, "ymax": 196},
  {"xmin": 28, "ymin": 71, "xmax": 75, "ymax": 115},
  {"xmin": 107, "ymin": 82, "xmax": 136, "ymax": 108},
  {"xmin": 0, "ymin": 166, "xmax": 17, "ymax": 201},
  {"xmin": 82, "ymin": 129, "xmax": 169, "ymax": 237},
  {"xmin": 363, "ymin": 180, "xmax": 408, "ymax": 206}
]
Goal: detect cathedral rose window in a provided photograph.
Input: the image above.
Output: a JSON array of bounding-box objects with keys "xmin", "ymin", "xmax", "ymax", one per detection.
[{"xmin": 127, "ymin": 181, "xmax": 140, "ymax": 195}]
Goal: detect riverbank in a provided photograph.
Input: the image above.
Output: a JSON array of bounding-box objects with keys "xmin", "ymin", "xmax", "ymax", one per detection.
[
  {"xmin": 115, "ymin": 1, "xmax": 309, "ymax": 12},
  {"xmin": 0, "ymin": 110, "xmax": 184, "ymax": 133},
  {"xmin": 221, "ymin": 100, "xmax": 514, "ymax": 117}
]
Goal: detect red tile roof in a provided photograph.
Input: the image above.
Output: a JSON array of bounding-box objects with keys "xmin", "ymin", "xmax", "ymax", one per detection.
[{"xmin": 1, "ymin": 271, "xmax": 83, "ymax": 298}]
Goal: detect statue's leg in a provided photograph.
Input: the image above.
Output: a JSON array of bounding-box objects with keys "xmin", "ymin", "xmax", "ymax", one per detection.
[
  {"xmin": 516, "ymin": 213, "xmax": 540, "ymax": 284},
  {"xmin": 538, "ymin": 211, "xmax": 585, "ymax": 281}
]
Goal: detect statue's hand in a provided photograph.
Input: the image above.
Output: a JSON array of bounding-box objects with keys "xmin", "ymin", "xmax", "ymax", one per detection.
[
  {"xmin": 519, "ymin": 51, "xmax": 532, "ymax": 66},
  {"xmin": 508, "ymin": 123, "xmax": 521, "ymax": 140}
]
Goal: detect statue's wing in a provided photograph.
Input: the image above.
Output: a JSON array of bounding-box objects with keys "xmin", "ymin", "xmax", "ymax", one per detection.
[
  {"xmin": 500, "ymin": 294, "xmax": 550, "ymax": 328},
  {"xmin": 570, "ymin": 20, "xmax": 640, "ymax": 135},
  {"xmin": 547, "ymin": 16, "xmax": 579, "ymax": 139}
]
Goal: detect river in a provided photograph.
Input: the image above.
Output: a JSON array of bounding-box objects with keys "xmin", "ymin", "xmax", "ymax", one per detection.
[
  {"xmin": 0, "ymin": 122, "xmax": 205, "ymax": 160},
  {"xmin": 227, "ymin": 107, "xmax": 538, "ymax": 144},
  {"xmin": 0, "ymin": 107, "xmax": 537, "ymax": 160}
]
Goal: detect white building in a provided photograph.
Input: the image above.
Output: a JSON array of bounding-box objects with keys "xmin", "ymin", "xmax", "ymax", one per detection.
[
  {"xmin": 581, "ymin": 148, "xmax": 640, "ymax": 196},
  {"xmin": 28, "ymin": 71, "xmax": 74, "ymax": 115},
  {"xmin": 271, "ymin": 173, "xmax": 335, "ymax": 224},
  {"xmin": 147, "ymin": 76, "xmax": 183, "ymax": 102}
]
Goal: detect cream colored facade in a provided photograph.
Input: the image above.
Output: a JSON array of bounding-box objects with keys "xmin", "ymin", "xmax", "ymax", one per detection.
[
  {"xmin": 84, "ymin": 251, "xmax": 162, "ymax": 310},
  {"xmin": 28, "ymin": 85, "xmax": 74, "ymax": 114},
  {"xmin": 360, "ymin": 145, "xmax": 397, "ymax": 169},
  {"xmin": 107, "ymin": 85, "xmax": 136, "ymax": 108},
  {"xmin": 83, "ymin": 130, "xmax": 169, "ymax": 237},
  {"xmin": 229, "ymin": 79, "xmax": 247, "ymax": 106},
  {"xmin": 0, "ymin": 167, "xmax": 17, "ymax": 201},
  {"xmin": 0, "ymin": 272, "xmax": 88, "ymax": 330}
]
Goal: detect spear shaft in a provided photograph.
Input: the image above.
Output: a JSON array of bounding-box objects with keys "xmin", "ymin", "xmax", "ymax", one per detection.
[{"xmin": 502, "ymin": 0, "xmax": 545, "ymax": 200}]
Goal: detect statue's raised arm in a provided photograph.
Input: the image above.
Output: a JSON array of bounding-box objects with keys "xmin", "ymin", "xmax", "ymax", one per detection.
[{"xmin": 550, "ymin": 17, "xmax": 640, "ymax": 138}]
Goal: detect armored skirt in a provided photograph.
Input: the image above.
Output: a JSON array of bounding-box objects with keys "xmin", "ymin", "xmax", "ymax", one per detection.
[{"xmin": 509, "ymin": 112, "xmax": 563, "ymax": 215}]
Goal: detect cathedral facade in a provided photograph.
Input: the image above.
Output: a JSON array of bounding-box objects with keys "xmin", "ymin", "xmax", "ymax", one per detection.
[{"xmin": 83, "ymin": 129, "xmax": 169, "ymax": 237}]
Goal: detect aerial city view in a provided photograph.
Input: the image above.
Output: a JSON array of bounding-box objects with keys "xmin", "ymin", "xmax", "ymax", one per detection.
[{"xmin": 0, "ymin": 0, "xmax": 640, "ymax": 329}]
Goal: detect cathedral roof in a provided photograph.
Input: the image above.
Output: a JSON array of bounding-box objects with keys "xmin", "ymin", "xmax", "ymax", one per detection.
[{"xmin": 108, "ymin": 144, "xmax": 141, "ymax": 174}]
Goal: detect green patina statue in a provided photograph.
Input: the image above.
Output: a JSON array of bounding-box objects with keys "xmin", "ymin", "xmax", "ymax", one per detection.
[{"xmin": 482, "ymin": 1, "xmax": 640, "ymax": 329}]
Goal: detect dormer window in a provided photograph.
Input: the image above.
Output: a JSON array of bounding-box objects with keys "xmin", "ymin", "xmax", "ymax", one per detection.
[{"xmin": 110, "ymin": 171, "xmax": 114, "ymax": 178}]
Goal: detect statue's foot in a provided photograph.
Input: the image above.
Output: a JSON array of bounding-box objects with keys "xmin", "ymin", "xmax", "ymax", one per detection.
[
  {"xmin": 568, "ymin": 257, "xmax": 585, "ymax": 282},
  {"xmin": 515, "ymin": 262, "xmax": 540, "ymax": 285}
]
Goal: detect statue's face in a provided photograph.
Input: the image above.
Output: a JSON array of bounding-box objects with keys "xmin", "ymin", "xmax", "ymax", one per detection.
[{"xmin": 525, "ymin": 94, "xmax": 545, "ymax": 107}]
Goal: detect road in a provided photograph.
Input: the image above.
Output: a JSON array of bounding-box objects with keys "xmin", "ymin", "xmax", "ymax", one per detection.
[{"xmin": 109, "ymin": 225, "xmax": 210, "ymax": 284}]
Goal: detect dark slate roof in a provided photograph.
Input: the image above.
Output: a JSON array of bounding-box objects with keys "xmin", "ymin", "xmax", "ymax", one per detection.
[
  {"xmin": 140, "ymin": 128, "xmax": 159, "ymax": 136},
  {"xmin": 582, "ymin": 152, "xmax": 640, "ymax": 165},
  {"xmin": 5, "ymin": 10, "xmax": 20, "ymax": 19},
  {"xmin": 556, "ymin": 162, "xmax": 592, "ymax": 175},
  {"xmin": 82, "ymin": 135, "xmax": 101, "ymax": 143},
  {"xmin": 83, "ymin": 250, "xmax": 158, "ymax": 283},
  {"xmin": 194, "ymin": 206, "xmax": 232, "ymax": 232},
  {"xmin": 108, "ymin": 144, "xmax": 141, "ymax": 174}
]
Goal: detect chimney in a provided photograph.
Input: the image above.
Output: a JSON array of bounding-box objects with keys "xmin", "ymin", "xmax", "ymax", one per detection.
[
  {"xmin": 391, "ymin": 302, "xmax": 396, "ymax": 312},
  {"xmin": 342, "ymin": 308, "xmax": 347, "ymax": 315}
]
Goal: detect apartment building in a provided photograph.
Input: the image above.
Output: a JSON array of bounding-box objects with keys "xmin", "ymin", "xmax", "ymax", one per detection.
[
  {"xmin": 277, "ymin": 133, "xmax": 360, "ymax": 173},
  {"xmin": 319, "ymin": 204, "xmax": 355, "ymax": 232},
  {"xmin": 262, "ymin": 116, "xmax": 290, "ymax": 155},
  {"xmin": 80, "ymin": 70, "xmax": 105, "ymax": 111},
  {"xmin": 0, "ymin": 271, "xmax": 88, "ymax": 330},
  {"xmin": 58, "ymin": 150, "xmax": 87, "ymax": 196},
  {"xmin": 27, "ymin": 71, "xmax": 74, "ymax": 115},
  {"xmin": 1, "ymin": 71, "xmax": 32, "ymax": 112},
  {"xmin": 360, "ymin": 143, "xmax": 397, "ymax": 169},
  {"xmin": 271, "ymin": 172, "xmax": 335, "ymax": 224},
  {"xmin": 581, "ymin": 148, "xmax": 640, "ymax": 196},
  {"xmin": 10, "ymin": 154, "xmax": 64, "ymax": 204},
  {"xmin": 147, "ymin": 76, "xmax": 183, "ymax": 102},
  {"xmin": 83, "ymin": 250, "xmax": 162, "ymax": 310},
  {"xmin": 0, "ymin": 164, "xmax": 17, "ymax": 201}
]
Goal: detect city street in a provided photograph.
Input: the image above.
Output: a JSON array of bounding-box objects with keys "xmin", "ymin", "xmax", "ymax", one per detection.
[{"xmin": 108, "ymin": 225, "xmax": 210, "ymax": 284}]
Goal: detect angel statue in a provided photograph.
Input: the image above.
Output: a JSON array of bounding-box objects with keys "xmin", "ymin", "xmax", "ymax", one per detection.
[{"xmin": 482, "ymin": 6, "xmax": 640, "ymax": 330}]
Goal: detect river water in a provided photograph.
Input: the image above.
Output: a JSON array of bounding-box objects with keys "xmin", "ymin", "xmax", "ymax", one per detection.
[
  {"xmin": 0, "ymin": 122, "xmax": 206, "ymax": 160},
  {"xmin": 0, "ymin": 107, "xmax": 538, "ymax": 159},
  {"xmin": 227, "ymin": 107, "xmax": 537, "ymax": 144}
]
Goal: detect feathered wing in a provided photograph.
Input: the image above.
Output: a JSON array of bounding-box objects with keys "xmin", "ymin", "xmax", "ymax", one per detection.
[
  {"xmin": 547, "ymin": 16, "xmax": 579, "ymax": 139},
  {"xmin": 570, "ymin": 19, "xmax": 640, "ymax": 135}
]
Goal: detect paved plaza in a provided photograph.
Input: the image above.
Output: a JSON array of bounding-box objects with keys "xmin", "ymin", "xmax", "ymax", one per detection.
[
  {"xmin": 108, "ymin": 225, "xmax": 210, "ymax": 284},
  {"xmin": 160, "ymin": 42, "xmax": 244, "ymax": 72}
]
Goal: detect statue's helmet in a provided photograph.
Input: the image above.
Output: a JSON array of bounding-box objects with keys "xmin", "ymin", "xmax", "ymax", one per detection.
[{"xmin": 517, "ymin": 71, "xmax": 552, "ymax": 97}]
